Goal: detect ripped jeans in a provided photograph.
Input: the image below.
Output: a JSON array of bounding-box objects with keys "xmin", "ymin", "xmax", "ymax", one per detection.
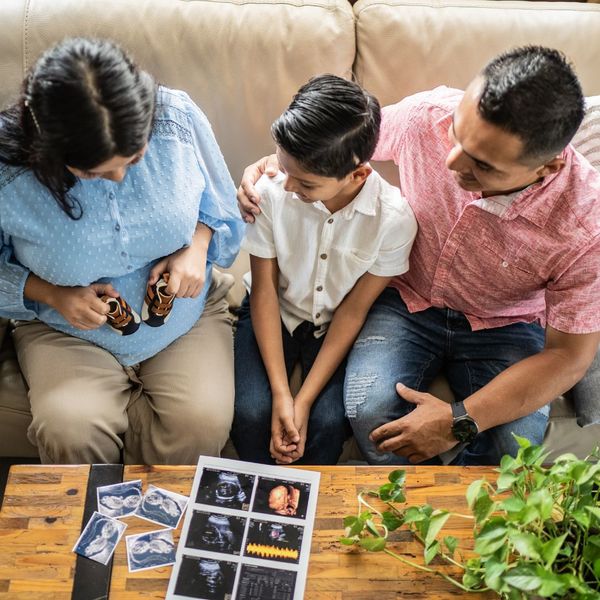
[{"xmin": 344, "ymin": 288, "xmax": 549, "ymax": 466}]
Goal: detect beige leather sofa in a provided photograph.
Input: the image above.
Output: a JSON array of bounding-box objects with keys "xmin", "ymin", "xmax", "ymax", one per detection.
[{"xmin": 1, "ymin": 0, "xmax": 599, "ymax": 461}]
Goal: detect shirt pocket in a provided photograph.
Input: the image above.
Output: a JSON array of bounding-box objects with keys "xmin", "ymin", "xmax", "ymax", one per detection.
[
  {"xmin": 479, "ymin": 230, "xmax": 547, "ymax": 297},
  {"xmin": 329, "ymin": 246, "xmax": 376, "ymax": 288}
]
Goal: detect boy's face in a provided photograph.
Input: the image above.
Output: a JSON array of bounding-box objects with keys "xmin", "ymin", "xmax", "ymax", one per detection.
[{"xmin": 276, "ymin": 147, "xmax": 354, "ymax": 204}]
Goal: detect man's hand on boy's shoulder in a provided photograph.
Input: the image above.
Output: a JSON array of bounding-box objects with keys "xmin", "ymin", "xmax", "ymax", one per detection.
[{"xmin": 237, "ymin": 154, "xmax": 279, "ymax": 223}]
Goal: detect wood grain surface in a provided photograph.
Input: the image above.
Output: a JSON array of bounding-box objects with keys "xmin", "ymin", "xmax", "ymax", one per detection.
[{"xmin": 0, "ymin": 465, "xmax": 497, "ymax": 599}]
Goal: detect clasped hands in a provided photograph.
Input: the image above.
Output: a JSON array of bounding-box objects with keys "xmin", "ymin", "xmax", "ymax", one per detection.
[{"xmin": 270, "ymin": 392, "xmax": 311, "ymax": 465}]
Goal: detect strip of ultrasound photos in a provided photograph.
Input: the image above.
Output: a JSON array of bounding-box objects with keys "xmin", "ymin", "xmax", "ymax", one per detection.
[{"xmin": 166, "ymin": 457, "xmax": 320, "ymax": 600}]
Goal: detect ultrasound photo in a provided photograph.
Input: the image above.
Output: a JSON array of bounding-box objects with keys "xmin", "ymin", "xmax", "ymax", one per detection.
[
  {"xmin": 252, "ymin": 477, "xmax": 310, "ymax": 520},
  {"xmin": 196, "ymin": 469, "xmax": 255, "ymax": 511},
  {"xmin": 184, "ymin": 510, "xmax": 246, "ymax": 555},
  {"xmin": 244, "ymin": 519, "xmax": 303, "ymax": 564},
  {"xmin": 236, "ymin": 564, "xmax": 297, "ymax": 600},
  {"xmin": 174, "ymin": 556, "xmax": 237, "ymax": 600}
]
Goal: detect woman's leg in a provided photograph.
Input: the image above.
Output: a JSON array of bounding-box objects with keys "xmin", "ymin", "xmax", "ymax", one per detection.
[
  {"xmin": 131, "ymin": 279, "xmax": 236, "ymax": 465},
  {"xmin": 13, "ymin": 320, "xmax": 131, "ymax": 463}
]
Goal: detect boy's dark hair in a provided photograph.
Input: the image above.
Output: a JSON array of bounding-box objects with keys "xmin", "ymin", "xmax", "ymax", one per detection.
[
  {"xmin": 479, "ymin": 46, "xmax": 584, "ymax": 164},
  {"xmin": 0, "ymin": 37, "xmax": 155, "ymax": 219},
  {"xmin": 271, "ymin": 74, "xmax": 381, "ymax": 179}
]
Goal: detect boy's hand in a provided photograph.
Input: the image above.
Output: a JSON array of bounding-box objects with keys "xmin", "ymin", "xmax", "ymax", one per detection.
[
  {"xmin": 237, "ymin": 154, "xmax": 279, "ymax": 223},
  {"xmin": 285, "ymin": 401, "xmax": 310, "ymax": 464},
  {"xmin": 270, "ymin": 393, "xmax": 300, "ymax": 464},
  {"xmin": 48, "ymin": 283, "xmax": 119, "ymax": 330}
]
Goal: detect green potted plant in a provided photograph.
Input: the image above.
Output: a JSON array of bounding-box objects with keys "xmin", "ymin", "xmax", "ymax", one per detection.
[{"xmin": 341, "ymin": 436, "xmax": 600, "ymax": 598}]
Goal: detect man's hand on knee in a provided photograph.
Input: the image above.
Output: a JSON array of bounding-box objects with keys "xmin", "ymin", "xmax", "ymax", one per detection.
[{"xmin": 369, "ymin": 383, "xmax": 457, "ymax": 463}]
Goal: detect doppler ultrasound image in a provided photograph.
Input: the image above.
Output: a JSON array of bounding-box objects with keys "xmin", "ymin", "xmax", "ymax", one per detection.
[{"xmin": 243, "ymin": 519, "xmax": 303, "ymax": 564}]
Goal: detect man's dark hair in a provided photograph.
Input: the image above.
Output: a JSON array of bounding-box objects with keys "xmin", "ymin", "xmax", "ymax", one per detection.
[
  {"xmin": 0, "ymin": 37, "xmax": 155, "ymax": 218},
  {"xmin": 271, "ymin": 74, "xmax": 381, "ymax": 179},
  {"xmin": 479, "ymin": 46, "xmax": 584, "ymax": 164}
]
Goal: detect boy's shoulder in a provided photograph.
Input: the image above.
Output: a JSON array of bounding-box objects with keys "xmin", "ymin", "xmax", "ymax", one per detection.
[
  {"xmin": 366, "ymin": 169, "xmax": 414, "ymax": 219},
  {"xmin": 255, "ymin": 171, "xmax": 289, "ymax": 206}
]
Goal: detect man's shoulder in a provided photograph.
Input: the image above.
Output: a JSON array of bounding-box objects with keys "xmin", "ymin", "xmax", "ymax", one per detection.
[{"xmin": 383, "ymin": 86, "xmax": 462, "ymax": 124}]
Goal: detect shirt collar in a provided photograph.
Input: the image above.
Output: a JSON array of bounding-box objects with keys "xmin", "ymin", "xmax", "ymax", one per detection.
[{"xmin": 338, "ymin": 169, "xmax": 378, "ymax": 220}]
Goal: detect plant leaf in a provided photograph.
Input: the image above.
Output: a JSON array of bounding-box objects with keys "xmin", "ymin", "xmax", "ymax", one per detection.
[
  {"xmin": 443, "ymin": 535, "xmax": 458, "ymax": 556},
  {"xmin": 359, "ymin": 536, "xmax": 386, "ymax": 552},
  {"xmin": 424, "ymin": 539, "xmax": 440, "ymax": 565},
  {"xmin": 541, "ymin": 533, "xmax": 567, "ymax": 568},
  {"xmin": 339, "ymin": 536, "xmax": 357, "ymax": 546},
  {"xmin": 466, "ymin": 479, "xmax": 484, "ymax": 509},
  {"xmin": 424, "ymin": 511, "xmax": 450, "ymax": 547},
  {"xmin": 345, "ymin": 516, "xmax": 364, "ymax": 537},
  {"xmin": 510, "ymin": 532, "xmax": 542, "ymax": 561},
  {"xmin": 388, "ymin": 469, "xmax": 406, "ymax": 485},
  {"xmin": 483, "ymin": 556, "xmax": 507, "ymax": 592},
  {"xmin": 499, "ymin": 496, "xmax": 525, "ymax": 513},
  {"xmin": 382, "ymin": 511, "xmax": 403, "ymax": 532},
  {"xmin": 504, "ymin": 572, "xmax": 542, "ymax": 592},
  {"xmin": 473, "ymin": 493, "xmax": 495, "ymax": 524}
]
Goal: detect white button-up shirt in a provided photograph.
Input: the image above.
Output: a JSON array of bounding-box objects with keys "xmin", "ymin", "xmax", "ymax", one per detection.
[{"xmin": 242, "ymin": 170, "xmax": 417, "ymax": 337}]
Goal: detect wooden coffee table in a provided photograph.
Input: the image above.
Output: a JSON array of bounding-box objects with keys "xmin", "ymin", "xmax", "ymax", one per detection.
[{"xmin": 0, "ymin": 464, "xmax": 496, "ymax": 599}]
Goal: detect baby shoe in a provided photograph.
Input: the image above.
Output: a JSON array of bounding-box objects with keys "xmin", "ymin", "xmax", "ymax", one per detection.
[
  {"xmin": 142, "ymin": 273, "xmax": 175, "ymax": 327},
  {"xmin": 101, "ymin": 296, "xmax": 141, "ymax": 336}
]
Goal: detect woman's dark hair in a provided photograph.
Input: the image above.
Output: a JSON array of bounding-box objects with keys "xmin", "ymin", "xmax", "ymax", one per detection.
[
  {"xmin": 479, "ymin": 46, "xmax": 584, "ymax": 164},
  {"xmin": 271, "ymin": 74, "xmax": 381, "ymax": 179},
  {"xmin": 0, "ymin": 37, "xmax": 155, "ymax": 218}
]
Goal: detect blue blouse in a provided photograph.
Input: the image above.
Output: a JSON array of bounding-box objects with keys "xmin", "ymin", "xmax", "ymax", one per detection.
[{"xmin": 0, "ymin": 87, "xmax": 244, "ymax": 365}]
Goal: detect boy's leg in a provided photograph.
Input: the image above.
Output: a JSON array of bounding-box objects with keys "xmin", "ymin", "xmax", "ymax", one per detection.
[
  {"xmin": 13, "ymin": 320, "xmax": 131, "ymax": 464},
  {"xmin": 444, "ymin": 316, "xmax": 548, "ymax": 465},
  {"xmin": 129, "ymin": 279, "xmax": 235, "ymax": 465},
  {"xmin": 294, "ymin": 325, "xmax": 351, "ymax": 465},
  {"xmin": 230, "ymin": 295, "xmax": 300, "ymax": 464},
  {"xmin": 344, "ymin": 288, "xmax": 445, "ymax": 465}
]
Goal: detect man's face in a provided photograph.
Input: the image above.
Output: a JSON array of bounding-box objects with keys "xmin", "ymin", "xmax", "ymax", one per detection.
[{"xmin": 445, "ymin": 78, "xmax": 548, "ymax": 196}]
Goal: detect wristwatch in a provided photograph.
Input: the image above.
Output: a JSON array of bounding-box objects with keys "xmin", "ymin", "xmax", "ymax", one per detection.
[{"xmin": 451, "ymin": 401, "xmax": 479, "ymax": 443}]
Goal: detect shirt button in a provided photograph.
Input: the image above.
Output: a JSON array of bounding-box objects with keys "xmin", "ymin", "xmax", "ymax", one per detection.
[
  {"xmin": 320, "ymin": 253, "xmax": 328, "ymax": 260},
  {"xmin": 109, "ymin": 192, "xmax": 115, "ymax": 200},
  {"xmin": 502, "ymin": 261, "xmax": 508, "ymax": 268},
  {"xmin": 327, "ymin": 218, "xmax": 334, "ymax": 224},
  {"xmin": 315, "ymin": 312, "xmax": 321, "ymax": 319},
  {"xmin": 115, "ymin": 224, "xmax": 121, "ymax": 231},
  {"xmin": 127, "ymin": 265, "xmax": 133, "ymax": 270},
  {"xmin": 121, "ymin": 251, "xmax": 127, "ymax": 257},
  {"xmin": 316, "ymin": 285, "xmax": 323, "ymax": 292}
]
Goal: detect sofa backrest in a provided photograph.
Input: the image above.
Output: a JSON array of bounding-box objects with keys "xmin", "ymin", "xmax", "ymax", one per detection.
[{"xmin": 0, "ymin": 0, "xmax": 355, "ymax": 182}]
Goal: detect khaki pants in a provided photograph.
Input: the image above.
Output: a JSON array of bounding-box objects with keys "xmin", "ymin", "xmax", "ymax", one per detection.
[{"xmin": 13, "ymin": 274, "xmax": 235, "ymax": 465}]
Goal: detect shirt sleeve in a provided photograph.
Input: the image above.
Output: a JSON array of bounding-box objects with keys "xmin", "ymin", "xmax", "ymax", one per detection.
[
  {"xmin": 0, "ymin": 230, "xmax": 38, "ymax": 320},
  {"xmin": 185, "ymin": 96, "xmax": 245, "ymax": 269},
  {"xmin": 368, "ymin": 198, "xmax": 418, "ymax": 277},
  {"xmin": 545, "ymin": 237, "xmax": 600, "ymax": 334},
  {"xmin": 240, "ymin": 176, "xmax": 277, "ymax": 259}
]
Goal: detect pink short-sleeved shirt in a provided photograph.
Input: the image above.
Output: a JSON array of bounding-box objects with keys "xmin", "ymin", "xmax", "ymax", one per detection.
[{"xmin": 375, "ymin": 86, "xmax": 600, "ymax": 334}]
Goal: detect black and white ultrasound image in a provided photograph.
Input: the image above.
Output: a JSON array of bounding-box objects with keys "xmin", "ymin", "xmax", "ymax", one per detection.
[
  {"xmin": 236, "ymin": 564, "xmax": 296, "ymax": 600},
  {"xmin": 196, "ymin": 469, "xmax": 255, "ymax": 511},
  {"xmin": 174, "ymin": 555, "xmax": 237, "ymax": 600},
  {"xmin": 185, "ymin": 510, "xmax": 246, "ymax": 555}
]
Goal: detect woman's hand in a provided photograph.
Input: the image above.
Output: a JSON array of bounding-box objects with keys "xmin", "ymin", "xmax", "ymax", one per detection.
[
  {"xmin": 237, "ymin": 154, "xmax": 279, "ymax": 223},
  {"xmin": 270, "ymin": 392, "xmax": 300, "ymax": 464},
  {"xmin": 48, "ymin": 283, "xmax": 119, "ymax": 330},
  {"xmin": 148, "ymin": 223, "xmax": 212, "ymax": 298}
]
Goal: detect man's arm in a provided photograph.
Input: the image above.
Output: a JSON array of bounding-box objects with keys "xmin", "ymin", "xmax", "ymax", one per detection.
[{"xmin": 371, "ymin": 327, "xmax": 600, "ymax": 463}]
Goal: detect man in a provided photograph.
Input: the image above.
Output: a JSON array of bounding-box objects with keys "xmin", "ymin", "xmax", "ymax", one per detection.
[{"xmin": 237, "ymin": 46, "xmax": 600, "ymax": 465}]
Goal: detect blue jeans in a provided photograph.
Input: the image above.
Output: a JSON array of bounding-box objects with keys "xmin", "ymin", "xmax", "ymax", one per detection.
[
  {"xmin": 231, "ymin": 296, "xmax": 351, "ymax": 465},
  {"xmin": 344, "ymin": 288, "xmax": 549, "ymax": 466}
]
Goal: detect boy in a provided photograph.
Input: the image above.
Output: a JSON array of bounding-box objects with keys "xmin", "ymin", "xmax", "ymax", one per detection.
[{"xmin": 231, "ymin": 74, "xmax": 417, "ymax": 464}]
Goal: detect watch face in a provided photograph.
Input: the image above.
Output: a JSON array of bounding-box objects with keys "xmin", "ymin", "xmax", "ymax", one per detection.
[{"xmin": 452, "ymin": 418, "xmax": 478, "ymax": 443}]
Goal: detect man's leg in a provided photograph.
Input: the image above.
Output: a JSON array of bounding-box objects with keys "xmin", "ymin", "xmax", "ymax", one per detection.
[
  {"xmin": 292, "ymin": 324, "xmax": 351, "ymax": 465},
  {"xmin": 444, "ymin": 316, "xmax": 548, "ymax": 465},
  {"xmin": 13, "ymin": 320, "xmax": 131, "ymax": 464},
  {"xmin": 230, "ymin": 296, "xmax": 300, "ymax": 464},
  {"xmin": 129, "ymin": 278, "xmax": 236, "ymax": 465},
  {"xmin": 344, "ymin": 288, "xmax": 444, "ymax": 465}
]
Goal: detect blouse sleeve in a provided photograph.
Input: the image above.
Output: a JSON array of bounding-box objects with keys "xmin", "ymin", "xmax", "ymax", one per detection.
[
  {"xmin": 0, "ymin": 230, "xmax": 38, "ymax": 320},
  {"xmin": 185, "ymin": 96, "xmax": 245, "ymax": 268}
]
